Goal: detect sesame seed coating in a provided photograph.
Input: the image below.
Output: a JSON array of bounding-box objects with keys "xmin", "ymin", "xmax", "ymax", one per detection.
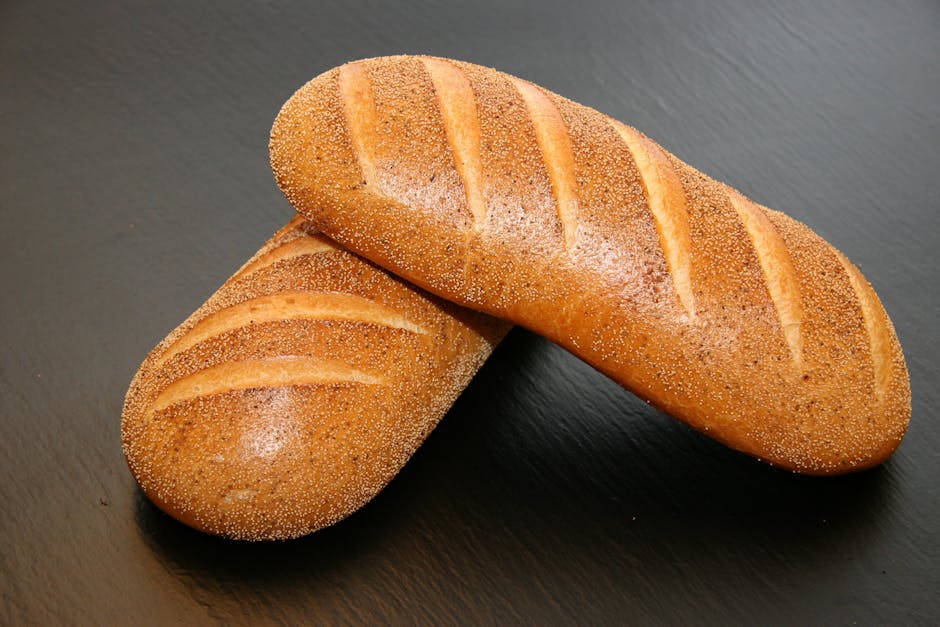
[
  {"xmin": 121, "ymin": 216, "xmax": 509, "ymax": 540},
  {"xmin": 269, "ymin": 55, "xmax": 911, "ymax": 474}
]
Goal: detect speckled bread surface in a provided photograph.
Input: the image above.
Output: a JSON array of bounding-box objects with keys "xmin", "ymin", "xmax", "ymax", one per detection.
[
  {"xmin": 270, "ymin": 55, "xmax": 910, "ymax": 474},
  {"xmin": 122, "ymin": 216, "xmax": 509, "ymax": 540}
]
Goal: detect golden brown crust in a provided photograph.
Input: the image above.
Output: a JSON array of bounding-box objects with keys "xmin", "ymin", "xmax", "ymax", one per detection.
[
  {"xmin": 121, "ymin": 216, "xmax": 509, "ymax": 540},
  {"xmin": 270, "ymin": 55, "xmax": 911, "ymax": 474}
]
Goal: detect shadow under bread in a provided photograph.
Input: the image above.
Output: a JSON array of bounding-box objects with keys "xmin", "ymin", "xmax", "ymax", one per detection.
[{"xmin": 134, "ymin": 327, "xmax": 894, "ymax": 609}]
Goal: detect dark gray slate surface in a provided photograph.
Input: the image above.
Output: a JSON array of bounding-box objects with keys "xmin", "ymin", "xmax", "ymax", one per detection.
[{"xmin": 2, "ymin": 0, "xmax": 937, "ymax": 623}]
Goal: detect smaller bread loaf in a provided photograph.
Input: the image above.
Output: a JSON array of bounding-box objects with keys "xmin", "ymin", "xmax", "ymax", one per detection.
[
  {"xmin": 270, "ymin": 55, "xmax": 911, "ymax": 474},
  {"xmin": 122, "ymin": 215, "xmax": 508, "ymax": 540}
]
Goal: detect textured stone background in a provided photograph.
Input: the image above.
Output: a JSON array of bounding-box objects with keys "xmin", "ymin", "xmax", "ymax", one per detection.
[{"xmin": 2, "ymin": 0, "xmax": 937, "ymax": 623}]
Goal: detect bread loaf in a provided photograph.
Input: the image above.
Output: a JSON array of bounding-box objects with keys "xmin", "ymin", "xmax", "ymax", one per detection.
[
  {"xmin": 270, "ymin": 55, "xmax": 911, "ymax": 474},
  {"xmin": 122, "ymin": 216, "xmax": 508, "ymax": 540}
]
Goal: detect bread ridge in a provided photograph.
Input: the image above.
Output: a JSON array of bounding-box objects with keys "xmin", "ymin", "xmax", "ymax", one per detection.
[
  {"xmin": 269, "ymin": 55, "xmax": 911, "ymax": 474},
  {"xmin": 121, "ymin": 215, "xmax": 509, "ymax": 540}
]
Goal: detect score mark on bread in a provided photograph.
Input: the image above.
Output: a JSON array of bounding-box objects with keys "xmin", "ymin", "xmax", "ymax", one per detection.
[
  {"xmin": 724, "ymin": 187, "xmax": 803, "ymax": 368},
  {"xmin": 834, "ymin": 250, "xmax": 892, "ymax": 401},
  {"xmin": 511, "ymin": 77, "xmax": 580, "ymax": 250},
  {"xmin": 155, "ymin": 291, "xmax": 428, "ymax": 368},
  {"xmin": 611, "ymin": 120, "xmax": 695, "ymax": 316},
  {"xmin": 422, "ymin": 57, "xmax": 487, "ymax": 232},
  {"xmin": 149, "ymin": 356, "xmax": 381, "ymax": 414}
]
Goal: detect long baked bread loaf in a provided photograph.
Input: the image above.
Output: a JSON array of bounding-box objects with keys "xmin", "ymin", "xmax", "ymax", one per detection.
[
  {"xmin": 122, "ymin": 215, "xmax": 508, "ymax": 540},
  {"xmin": 270, "ymin": 55, "xmax": 910, "ymax": 474}
]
